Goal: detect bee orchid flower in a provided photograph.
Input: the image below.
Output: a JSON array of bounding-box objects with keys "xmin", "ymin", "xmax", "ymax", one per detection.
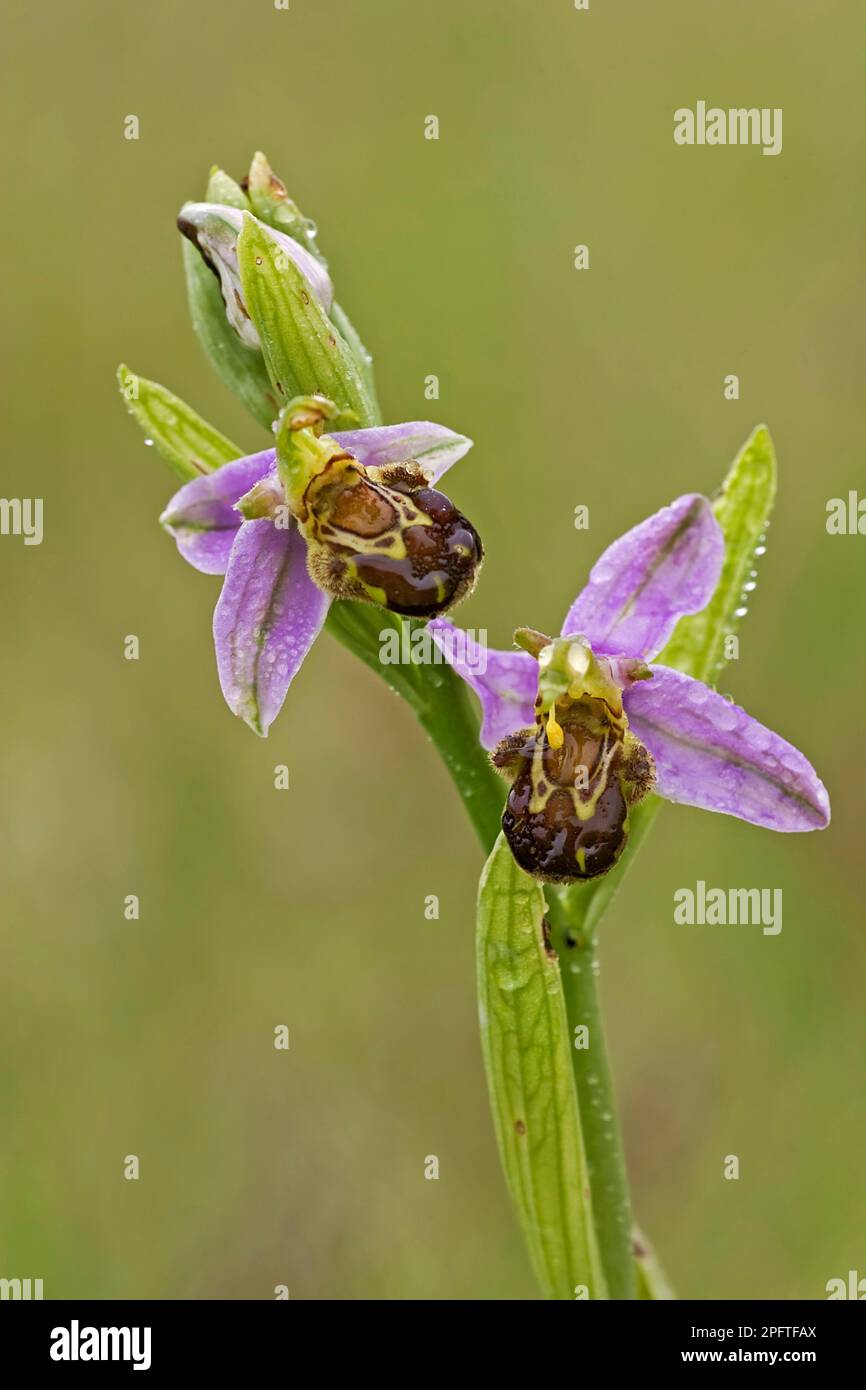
[
  {"xmin": 160, "ymin": 398, "xmax": 479, "ymax": 736},
  {"xmin": 429, "ymin": 493, "xmax": 830, "ymax": 882}
]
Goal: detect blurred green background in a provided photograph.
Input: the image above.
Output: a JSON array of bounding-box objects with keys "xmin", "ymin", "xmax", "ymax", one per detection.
[{"xmin": 1, "ymin": 0, "xmax": 864, "ymax": 1300}]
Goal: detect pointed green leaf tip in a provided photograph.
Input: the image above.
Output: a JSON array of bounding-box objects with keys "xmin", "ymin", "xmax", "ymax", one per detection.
[
  {"xmin": 205, "ymin": 165, "xmax": 250, "ymax": 212},
  {"xmin": 660, "ymin": 424, "xmax": 777, "ymax": 684},
  {"xmin": 244, "ymin": 150, "xmax": 319, "ymax": 256},
  {"xmin": 116, "ymin": 366, "xmax": 242, "ymax": 480},
  {"xmin": 237, "ymin": 213, "xmax": 377, "ymax": 428},
  {"xmin": 477, "ymin": 833, "xmax": 607, "ymax": 1300}
]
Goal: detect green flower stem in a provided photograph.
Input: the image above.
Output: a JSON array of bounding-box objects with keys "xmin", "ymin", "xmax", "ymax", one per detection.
[
  {"xmin": 541, "ymin": 802, "xmax": 661, "ymax": 1298},
  {"xmin": 545, "ymin": 906, "xmax": 634, "ymax": 1298}
]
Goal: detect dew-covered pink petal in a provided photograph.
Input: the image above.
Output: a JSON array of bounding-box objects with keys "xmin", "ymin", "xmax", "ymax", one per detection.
[
  {"xmin": 561, "ymin": 494, "xmax": 724, "ymax": 660},
  {"xmin": 213, "ymin": 518, "xmax": 329, "ymax": 735},
  {"xmin": 160, "ymin": 450, "xmax": 275, "ymax": 574},
  {"xmin": 333, "ymin": 423, "xmax": 472, "ymax": 484},
  {"xmin": 624, "ymin": 666, "xmax": 831, "ymax": 831}
]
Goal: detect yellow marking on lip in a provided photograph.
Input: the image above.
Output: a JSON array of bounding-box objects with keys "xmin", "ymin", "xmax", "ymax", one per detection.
[{"xmin": 528, "ymin": 713, "xmax": 622, "ymax": 821}]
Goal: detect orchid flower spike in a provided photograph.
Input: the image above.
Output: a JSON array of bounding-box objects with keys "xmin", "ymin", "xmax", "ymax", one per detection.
[
  {"xmin": 160, "ymin": 399, "xmax": 480, "ymax": 736},
  {"xmin": 429, "ymin": 493, "xmax": 830, "ymax": 882}
]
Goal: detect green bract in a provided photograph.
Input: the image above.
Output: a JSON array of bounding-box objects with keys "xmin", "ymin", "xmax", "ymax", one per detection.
[
  {"xmin": 116, "ymin": 366, "xmax": 242, "ymax": 481},
  {"xmin": 659, "ymin": 425, "xmax": 777, "ymax": 683},
  {"xmin": 244, "ymin": 150, "xmax": 320, "ymax": 252},
  {"xmin": 239, "ymin": 152, "xmax": 378, "ymax": 409},
  {"xmin": 205, "ymin": 165, "xmax": 250, "ymax": 212},
  {"xmin": 237, "ymin": 215, "xmax": 376, "ymax": 427}
]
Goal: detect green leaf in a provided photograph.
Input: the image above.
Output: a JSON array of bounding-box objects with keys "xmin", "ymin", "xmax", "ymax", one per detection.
[
  {"xmin": 116, "ymin": 365, "xmax": 242, "ymax": 480},
  {"xmin": 182, "ymin": 239, "xmax": 279, "ymax": 431},
  {"xmin": 237, "ymin": 214, "xmax": 377, "ymax": 427},
  {"xmin": 659, "ymin": 424, "xmax": 777, "ymax": 683},
  {"xmin": 477, "ymin": 834, "xmax": 607, "ymax": 1300},
  {"xmin": 634, "ymin": 1227, "xmax": 676, "ymax": 1300}
]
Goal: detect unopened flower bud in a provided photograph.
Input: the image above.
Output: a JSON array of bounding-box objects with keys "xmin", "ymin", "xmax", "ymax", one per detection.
[{"xmin": 177, "ymin": 203, "xmax": 332, "ymax": 348}]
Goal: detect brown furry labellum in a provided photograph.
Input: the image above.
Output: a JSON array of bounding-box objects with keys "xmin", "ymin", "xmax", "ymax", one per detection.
[
  {"xmin": 302, "ymin": 461, "xmax": 483, "ymax": 619},
  {"xmin": 493, "ymin": 694, "xmax": 655, "ymax": 883}
]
